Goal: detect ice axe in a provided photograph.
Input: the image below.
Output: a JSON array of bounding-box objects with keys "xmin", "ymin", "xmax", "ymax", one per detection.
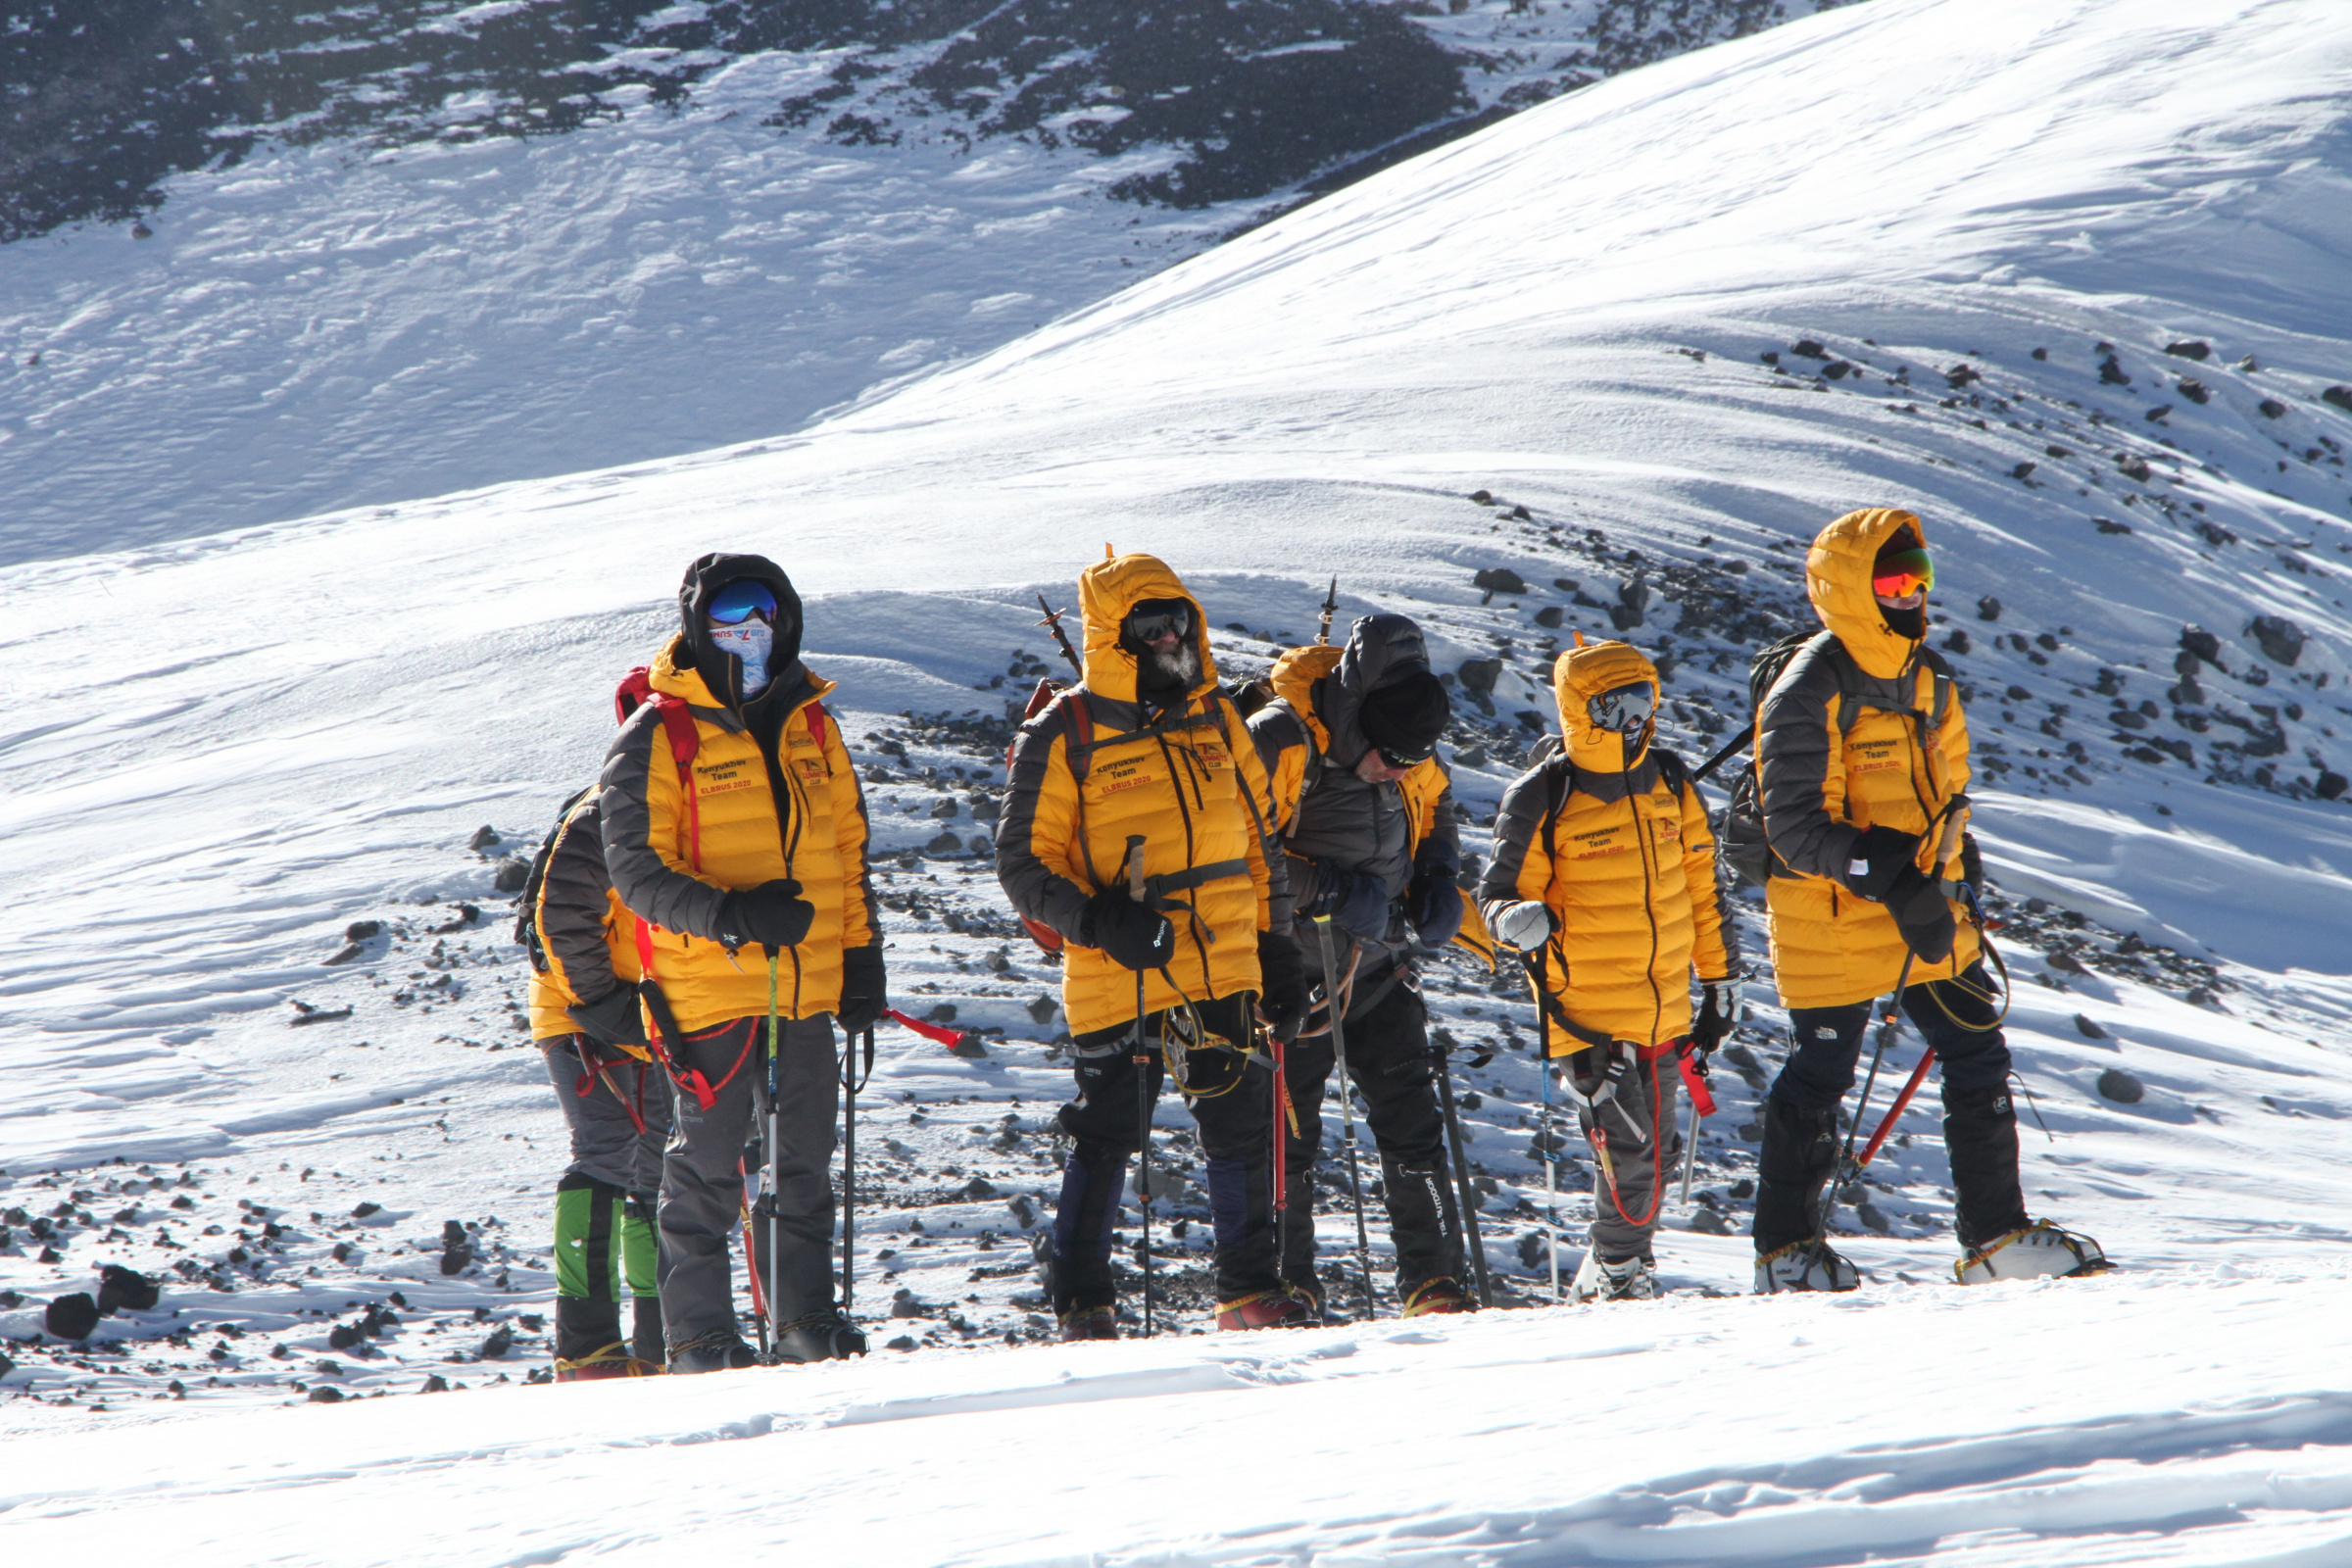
[{"xmin": 885, "ymin": 1006, "xmax": 988, "ymax": 1059}]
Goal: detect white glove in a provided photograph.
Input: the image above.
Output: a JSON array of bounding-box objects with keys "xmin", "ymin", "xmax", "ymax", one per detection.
[{"xmin": 1491, "ymin": 900, "xmax": 1553, "ymax": 952}]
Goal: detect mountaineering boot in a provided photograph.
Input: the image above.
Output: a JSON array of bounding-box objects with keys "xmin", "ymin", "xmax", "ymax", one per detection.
[
  {"xmin": 1754, "ymin": 1239, "xmax": 1861, "ymax": 1294},
  {"xmin": 1750, "ymin": 1097, "xmax": 1840, "ymax": 1254},
  {"xmin": 666, "ymin": 1331, "xmax": 759, "ymax": 1374},
  {"xmin": 1955, "ymin": 1220, "xmax": 2109, "ymax": 1285},
  {"xmin": 1215, "ymin": 1286, "xmax": 1317, "ymax": 1331},
  {"xmin": 1400, "ymin": 1277, "xmax": 1472, "ymax": 1316},
  {"xmin": 772, "ymin": 1306, "xmax": 868, "ymax": 1363},
  {"xmin": 1941, "ymin": 1084, "xmax": 2033, "ymax": 1250},
  {"xmin": 1058, "ymin": 1304, "xmax": 1120, "ymax": 1343},
  {"xmin": 1571, "ymin": 1251, "xmax": 1659, "ymax": 1303},
  {"xmin": 554, "ymin": 1343, "xmax": 662, "ymax": 1382}
]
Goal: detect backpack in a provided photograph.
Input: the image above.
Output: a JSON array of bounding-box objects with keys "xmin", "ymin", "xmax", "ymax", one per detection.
[
  {"xmin": 1716, "ymin": 631, "xmax": 1953, "ymax": 888},
  {"xmin": 513, "ymin": 786, "xmax": 595, "ymax": 972}
]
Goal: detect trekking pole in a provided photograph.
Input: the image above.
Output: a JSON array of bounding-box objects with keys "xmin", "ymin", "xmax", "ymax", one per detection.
[
  {"xmin": 1434, "ymin": 1034, "xmax": 1494, "ymax": 1308},
  {"xmin": 1310, "ymin": 914, "xmax": 1378, "ymax": 1322},
  {"xmin": 840, "ymin": 1025, "xmax": 875, "ymax": 1311},
  {"xmin": 1690, "ymin": 728, "xmax": 1752, "ymax": 785},
  {"xmin": 1521, "ymin": 944, "xmax": 1564, "ymax": 1303},
  {"xmin": 1122, "ymin": 835, "xmax": 1155, "ymax": 1338},
  {"xmin": 739, "ymin": 1163, "xmax": 767, "ymax": 1353},
  {"xmin": 764, "ymin": 951, "xmax": 785, "ymax": 1358}
]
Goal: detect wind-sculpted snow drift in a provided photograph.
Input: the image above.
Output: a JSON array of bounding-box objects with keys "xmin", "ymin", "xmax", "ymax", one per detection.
[{"xmin": 4, "ymin": 1, "xmax": 2352, "ymax": 1562}]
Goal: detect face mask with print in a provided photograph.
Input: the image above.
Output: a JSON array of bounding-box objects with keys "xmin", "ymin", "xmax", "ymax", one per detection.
[{"xmin": 710, "ymin": 618, "xmax": 773, "ymax": 698}]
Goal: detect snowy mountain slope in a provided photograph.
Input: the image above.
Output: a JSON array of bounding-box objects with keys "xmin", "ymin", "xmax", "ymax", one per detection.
[
  {"xmin": 5, "ymin": 0, "xmax": 2352, "ymax": 1557},
  {"xmin": 0, "ymin": 1, "xmax": 1845, "ymax": 564}
]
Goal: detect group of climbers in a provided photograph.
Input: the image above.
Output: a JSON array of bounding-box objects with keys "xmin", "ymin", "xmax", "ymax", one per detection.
[{"xmin": 521, "ymin": 509, "xmax": 2106, "ymax": 1375}]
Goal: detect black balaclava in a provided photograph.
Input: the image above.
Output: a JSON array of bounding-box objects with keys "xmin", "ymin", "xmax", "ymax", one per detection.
[
  {"xmin": 677, "ymin": 552, "xmax": 806, "ymax": 711},
  {"xmin": 1874, "ymin": 527, "xmax": 1929, "ymax": 642},
  {"xmin": 1122, "ymin": 596, "xmax": 1200, "ymax": 710}
]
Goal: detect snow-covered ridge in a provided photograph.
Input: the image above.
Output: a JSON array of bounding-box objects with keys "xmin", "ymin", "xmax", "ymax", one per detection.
[
  {"xmin": 0, "ymin": 1, "xmax": 1844, "ymax": 564},
  {"xmin": 6, "ymin": 4, "xmax": 2352, "ymax": 1558}
]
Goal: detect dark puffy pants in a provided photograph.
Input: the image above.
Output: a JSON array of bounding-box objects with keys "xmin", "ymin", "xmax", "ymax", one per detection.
[
  {"xmin": 1053, "ymin": 996, "xmax": 1281, "ymax": 1312},
  {"xmin": 1757, "ymin": 961, "xmax": 2030, "ymax": 1251},
  {"xmin": 1280, "ymin": 971, "xmax": 1461, "ymax": 1299},
  {"xmin": 544, "ymin": 1038, "xmax": 672, "ymax": 1362},
  {"xmin": 1564, "ymin": 1045, "xmax": 1682, "ymax": 1264},
  {"xmin": 658, "ymin": 1013, "xmax": 840, "ymax": 1348}
]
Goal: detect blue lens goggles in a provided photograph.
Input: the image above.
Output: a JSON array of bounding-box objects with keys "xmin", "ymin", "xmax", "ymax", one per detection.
[{"xmin": 708, "ymin": 580, "xmax": 779, "ymax": 625}]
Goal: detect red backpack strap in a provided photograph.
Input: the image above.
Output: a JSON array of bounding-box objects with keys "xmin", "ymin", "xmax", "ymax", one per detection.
[
  {"xmin": 804, "ymin": 699, "xmax": 828, "ymax": 756},
  {"xmin": 648, "ymin": 694, "xmax": 703, "ymax": 872}
]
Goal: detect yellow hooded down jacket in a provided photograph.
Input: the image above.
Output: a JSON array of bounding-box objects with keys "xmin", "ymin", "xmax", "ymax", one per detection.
[
  {"xmin": 1758, "ymin": 508, "xmax": 1977, "ymax": 1009},
  {"xmin": 599, "ymin": 636, "xmax": 874, "ymax": 1034},
  {"xmin": 995, "ymin": 554, "xmax": 1290, "ymax": 1035},
  {"xmin": 1477, "ymin": 640, "xmax": 1734, "ymax": 1053},
  {"xmin": 525, "ymin": 791, "xmax": 644, "ymax": 1043}
]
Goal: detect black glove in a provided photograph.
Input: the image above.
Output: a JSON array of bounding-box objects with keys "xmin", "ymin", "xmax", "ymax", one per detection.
[
  {"xmin": 1960, "ymin": 830, "xmax": 1984, "ymax": 892},
  {"xmin": 1408, "ymin": 874, "xmax": 1464, "ymax": 950},
  {"xmin": 1306, "ymin": 864, "xmax": 1394, "ymax": 943},
  {"xmin": 715, "ymin": 878, "xmax": 815, "ymax": 950},
  {"xmin": 1839, "ymin": 825, "xmax": 1923, "ymax": 901},
  {"xmin": 1080, "ymin": 887, "xmax": 1175, "ymax": 971},
  {"xmin": 566, "ymin": 987, "xmax": 647, "ymax": 1052},
  {"xmin": 1255, "ymin": 930, "xmax": 1312, "ymax": 1044},
  {"xmin": 1691, "ymin": 978, "xmax": 1739, "ymax": 1056},
  {"xmin": 835, "ymin": 944, "xmax": 886, "ymax": 1037},
  {"xmin": 1886, "ymin": 867, "xmax": 1957, "ymax": 964}
]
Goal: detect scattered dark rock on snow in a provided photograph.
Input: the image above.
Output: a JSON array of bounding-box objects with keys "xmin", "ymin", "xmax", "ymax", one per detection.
[
  {"xmin": 2075, "ymin": 1013, "xmax": 2109, "ymax": 1040},
  {"xmin": 493, "ymin": 858, "xmax": 530, "ymax": 893},
  {"xmin": 2323, "ymin": 386, "xmax": 2352, "ymax": 413},
  {"xmin": 1942, "ymin": 630, "xmax": 1972, "ymax": 655},
  {"xmin": 289, "ymin": 1001, "xmax": 355, "ymax": 1026},
  {"xmin": 478, "ymin": 1324, "xmax": 514, "ymax": 1358},
  {"xmin": 1690, "ymin": 1207, "xmax": 1732, "ymax": 1236},
  {"xmin": 2011, "ymin": 462, "xmax": 2036, "ymax": 481},
  {"xmin": 440, "ymin": 1220, "xmax": 473, "ymax": 1276},
  {"xmin": 2144, "ymin": 405, "xmax": 2172, "ymax": 423},
  {"xmin": 1456, "ymin": 658, "xmax": 1502, "ymax": 696},
  {"xmin": 1944, "ymin": 364, "xmax": 1982, "ymax": 389},
  {"xmin": 1790, "ymin": 340, "xmax": 1828, "ymax": 359},
  {"xmin": 1977, "ymin": 597, "xmax": 2003, "ymax": 622},
  {"xmin": 958, "ymin": 1177, "xmax": 998, "ymax": 1201},
  {"xmin": 2177, "ymin": 377, "xmax": 2211, "ymax": 405},
  {"xmin": 2164, "ymin": 341, "xmax": 2211, "ymax": 361},
  {"xmin": 2095, "ymin": 1068, "xmax": 2145, "ymax": 1104},
  {"xmin": 2117, "ymin": 456, "xmax": 2153, "ymax": 481},
  {"xmin": 309, "ymin": 1386, "xmax": 345, "ymax": 1403},
  {"xmin": 468, "ymin": 825, "xmax": 501, "ymax": 852},
  {"xmin": 1474, "ymin": 566, "xmax": 1529, "ymax": 597},
  {"xmin": 2259, "ymin": 398, "xmax": 2288, "ymax": 418},
  {"xmin": 2247, "ymin": 614, "xmax": 2305, "ymax": 666},
  {"xmin": 2099, "ymin": 355, "xmax": 2131, "ymax": 385},
  {"xmin": 45, "ymin": 1293, "xmax": 102, "ymax": 1342},
  {"xmin": 2316, "ymin": 771, "xmax": 2349, "ymax": 802},
  {"xmin": 2044, "ymin": 949, "xmax": 2089, "ymax": 976},
  {"xmin": 1534, "ymin": 605, "xmax": 1565, "ymax": 628},
  {"xmin": 1469, "ymin": 489, "xmax": 1493, "ymax": 504},
  {"xmin": 2180, "ymin": 625, "xmax": 2223, "ymax": 666},
  {"xmin": 328, "ymin": 1322, "xmax": 364, "ymax": 1350},
  {"xmin": 352, "ymin": 1200, "xmax": 382, "ymax": 1219},
  {"xmin": 2032, "ymin": 346, "xmax": 2049, "ymax": 360}
]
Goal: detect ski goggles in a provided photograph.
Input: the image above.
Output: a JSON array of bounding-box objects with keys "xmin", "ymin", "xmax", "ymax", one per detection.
[
  {"xmin": 1374, "ymin": 741, "xmax": 1436, "ymax": 770},
  {"xmin": 1123, "ymin": 604, "xmax": 1193, "ymax": 644},
  {"xmin": 707, "ymin": 579, "xmax": 779, "ymax": 625},
  {"xmin": 1870, "ymin": 548, "xmax": 1935, "ymax": 600},
  {"xmin": 1586, "ymin": 682, "xmax": 1657, "ymax": 733}
]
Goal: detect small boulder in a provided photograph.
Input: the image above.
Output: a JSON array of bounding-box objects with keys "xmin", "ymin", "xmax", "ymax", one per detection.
[
  {"xmin": 2095, "ymin": 1068, "xmax": 2145, "ymax": 1104},
  {"xmin": 1789, "ymin": 339, "xmax": 1828, "ymax": 360},
  {"xmin": 1689, "ymin": 1207, "xmax": 1732, "ymax": 1236},
  {"xmin": 2098, "ymin": 355, "xmax": 2131, "ymax": 385},
  {"xmin": 1533, "ymin": 605, "xmax": 1564, "ymax": 628},
  {"xmin": 2323, "ymin": 386, "xmax": 2352, "ymax": 414},
  {"xmin": 2318, "ymin": 771, "xmax": 2348, "ymax": 802},
  {"xmin": 2177, "ymin": 377, "xmax": 2211, "ymax": 405},
  {"xmin": 95, "ymin": 1264, "xmax": 159, "ymax": 1313},
  {"xmin": 1468, "ymin": 489, "xmax": 1493, "ymax": 505},
  {"xmin": 2074, "ymin": 1013, "xmax": 2108, "ymax": 1040},
  {"xmin": 345, "ymin": 920, "xmax": 383, "ymax": 943},
  {"xmin": 2179, "ymin": 625, "xmax": 2222, "ymax": 664},
  {"xmin": 467, "ymin": 825, "xmax": 501, "ymax": 852},
  {"xmin": 1456, "ymin": 658, "xmax": 1502, "ymax": 696},
  {"xmin": 308, "ymin": 1385, "xmax": 345, "ymax": 1403},
  {"xmin": 46, "ymin": 1293, "xmax": 103, "ymax": 1341},
  {"xmin": 1856, "ymin": 1201, "xmax": 1890, "ymax": 1235},
  {"xmin": 492, "ymin": 858, "xmax": 530, "ymax": 893},
  {"xmin": 478, "ymin": 1324, "xmax": 514, "ymax": 1358},
  {"xmin": 1977, "ymin": 596, "xmax": 2002, "ymax": 622},
  {"xmin": 1474, "ymin": 566, "xmax": 1529, "ymax": 597},
  {"xmin": 2259, "ymin": 398, "xmax": 2287, "ymax": 419},
  {"xmin": 2163, "ymin": 341, "xmax": 2211, "ymax": 361},
  {"xmin": 439, "ymin": 1220, "xmax": 472, "ymax": 1276},
  {"xmin": 2246, "ymin": 614, "xmax": 2305, "ymax": 667},
  {"xmin": 2010, "ymin": 461, "xmax": 2036, "ymax": 481}
]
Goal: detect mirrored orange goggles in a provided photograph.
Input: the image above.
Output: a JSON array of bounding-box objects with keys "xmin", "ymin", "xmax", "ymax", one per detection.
[{"xmin": 1870, "ymin": 548, "xmax": 1934, "ymax": 599}]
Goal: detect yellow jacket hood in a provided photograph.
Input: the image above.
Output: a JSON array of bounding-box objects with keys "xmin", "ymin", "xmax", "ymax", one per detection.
[
  {"xmin": 1807, "ymin": 508, "xmax": 1926, "ymax": 680},
  {"xmin": 1552, "ymin": 639, "xmax": 1659, "ymax": 776},
  {"xmin": 1078, "ymin": 552, "xmax": 1219, "ymax": 707},
  {"xmin": 1267, "ymin": 644, "xmax": 1344, "ymax": 749}
]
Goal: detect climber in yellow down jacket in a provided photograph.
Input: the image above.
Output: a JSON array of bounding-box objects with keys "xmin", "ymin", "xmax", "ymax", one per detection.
[
  {"xmin": 1747, "ymin": 508, "xmax": 2104, "ymax": 1293},
  {"xmin": 1478, "ymin": 637, "xmax": 1740, "ymax": 1303},
  {"xmin": 997, "ymin": 552, "xmax": 1314, "ymax": 1338}
]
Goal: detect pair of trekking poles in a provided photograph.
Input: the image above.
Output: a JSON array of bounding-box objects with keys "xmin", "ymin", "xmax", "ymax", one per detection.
[{"xmin": 736, "ymin": 950, "xmax": 875, "ymax": 1361}]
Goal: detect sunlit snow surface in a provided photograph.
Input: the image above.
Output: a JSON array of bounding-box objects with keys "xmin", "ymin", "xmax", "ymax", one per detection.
[{"xmin": 5, "ymin": 0, "xmax": 2352, "ymax": 1562}]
